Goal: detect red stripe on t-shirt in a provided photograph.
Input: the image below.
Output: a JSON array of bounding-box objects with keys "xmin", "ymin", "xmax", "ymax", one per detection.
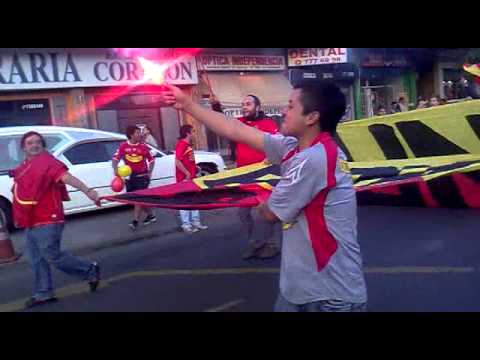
[
  {"xmin": 304, "ymin": 133, "xmax": 339, "ymax": 272},
  {"xmin": 281, "ymin": 148, "xmax": 298, "ymax": 164}
]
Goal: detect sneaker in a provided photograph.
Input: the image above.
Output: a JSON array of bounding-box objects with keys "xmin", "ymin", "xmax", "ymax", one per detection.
[
  {"xmin": 24, "ymin": 297, "xmax": 58, "ymax": 309},
  {"xmin": 129, "ymin": 220, "xmax": 139, "ymax": 231},
  {"xmin": 193, "ymin": 223, "xmax": 208, "ymax": 231},
  {"xmin": 88, "ymin": 262, "xmax": 101, "ymax": 292},
  {"xmin": 257, "ymin": 245, "xmax": 281, "ymax": 259},
  {"xmin": 143, "ymin": 214, "xmax": 157, "ymax": 226},
  {"xmin": 182, "ymin": 224, "xmax": 199, "ymax": 234}
]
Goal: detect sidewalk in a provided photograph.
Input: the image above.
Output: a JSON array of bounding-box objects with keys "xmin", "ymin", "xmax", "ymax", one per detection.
[{"xmin": 7, "ymin": 206, "xmax": 240, "ymax": 266}]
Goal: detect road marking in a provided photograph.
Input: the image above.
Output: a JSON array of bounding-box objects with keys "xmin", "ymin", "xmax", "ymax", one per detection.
[
  {"xmin": 0, "ymin": 266, "xmax": 476, "ymax": 312},
  {"xmin": 365, "ymin": 266, "xmax": 475, "ymax": 274},
  {"xmin": 204, "ymin": 299, "xmax": 245, "ymax": 312}
]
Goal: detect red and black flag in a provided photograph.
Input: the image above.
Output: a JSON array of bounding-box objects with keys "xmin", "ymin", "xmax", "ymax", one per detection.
[
  {"xmin": 103, "ymin": 162, "xmax": 281, "ymax": 210},
  {"xmin": 104, "ymin": 100, "xmax": 480, "ymax": 210}
]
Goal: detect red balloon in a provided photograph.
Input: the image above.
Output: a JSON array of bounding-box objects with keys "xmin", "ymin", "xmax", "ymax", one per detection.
[{"xmin": 111, "ymin": 176, "xmax": 124, "ymax": 192}]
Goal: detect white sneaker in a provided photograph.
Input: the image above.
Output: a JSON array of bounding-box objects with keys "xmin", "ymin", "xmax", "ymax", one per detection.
[
  {"xmin": 193, "ymin": 223, "xmax": 208, "ymax": 230},
  {"xmin": 182, "ymin": 224, "xmax": 199, "ymax": 234}
]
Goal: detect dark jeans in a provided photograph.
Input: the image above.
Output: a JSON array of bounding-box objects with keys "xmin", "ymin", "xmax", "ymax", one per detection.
[
  {"xmin": 274, "ymin": 293, "xmax": 367, "ymax": 312},
  {"xmin": 25, "ymin": 223, "xmax": 95, "ymax": 300}
]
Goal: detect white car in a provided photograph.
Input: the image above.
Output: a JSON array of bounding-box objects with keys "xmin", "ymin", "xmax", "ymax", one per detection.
[{"xmin": 0, "ymin": 126, "xmax": 226, "ymax": 228}]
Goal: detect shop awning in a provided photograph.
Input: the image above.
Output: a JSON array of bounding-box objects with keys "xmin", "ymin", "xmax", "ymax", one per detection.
[{"xmin": 202, "ymin": 72, "xmax": 293, "ymax": 109}]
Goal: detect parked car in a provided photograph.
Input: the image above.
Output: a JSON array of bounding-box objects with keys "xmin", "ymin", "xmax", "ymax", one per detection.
[{"xmin": 0, "ymin": 126, "xmax": 226, "ymax": 228}]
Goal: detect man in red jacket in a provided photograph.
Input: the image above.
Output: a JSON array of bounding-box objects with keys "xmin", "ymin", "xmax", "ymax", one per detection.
[
  {"xmin": 235, "ymin": 95, "xmax": 281, "ymax": 260},
  {"xmin": 10, "ymin": 131, "xmax": 101, "ymax": 309}
]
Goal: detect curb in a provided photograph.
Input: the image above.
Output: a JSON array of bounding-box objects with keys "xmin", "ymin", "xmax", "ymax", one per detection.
[{"xmin": 0, "ymin": 225, "xmax": 182, "ymax": 271}]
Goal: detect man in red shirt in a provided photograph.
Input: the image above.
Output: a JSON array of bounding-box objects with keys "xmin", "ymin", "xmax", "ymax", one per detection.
[
  {"xmin": 10, "ymin": 131, "xmax": 101, "ymax": 309},
  {"xmin": 175, "ymin": 125, "xmax": 208, "ymax": 233},
  {"xmin": 235, "ymin": 95, "xmax": 281, "ymax": 260},
  {"xmin": 113, "ymin": 125, "xmax": 156, "ymax": 231}
]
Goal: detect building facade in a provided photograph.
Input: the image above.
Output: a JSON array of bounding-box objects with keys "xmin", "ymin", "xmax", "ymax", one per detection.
[
  {"xmin": 0, "ymin": 48, "xmax": 197, "ymax": 151},
  {"xmin": 287, "ymin": 48, "xmax": 358, "ymax": 121},
  {"xmin": 194, "ymin": 48, "xmax": 292, "ymax": 155},
  {"xmin": 2, "ymin": 48, "xmax": 474, "ymax": 153}
]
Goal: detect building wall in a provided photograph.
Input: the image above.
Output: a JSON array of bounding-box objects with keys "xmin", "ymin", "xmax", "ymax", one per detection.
[
  {"xmin": 0, "ymin": 48, "xmax": 196, "ymax": 151},
  {"xmin": 194, "ymin": 48, "xmax": 290, "ymax": 154},
  {"xmin": 0, "ymin": 89, "xmax": 91, "ymax": 128}
]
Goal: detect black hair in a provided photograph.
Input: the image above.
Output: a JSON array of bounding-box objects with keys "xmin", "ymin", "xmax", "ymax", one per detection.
[
  {"xmin": 126, "ymin": 125, "xmax": 140, "ymax": 140},
  {"xmin": 179, "ymin": 125, "xmax": 193, "ymax": 139},
  {"xmin": 245, "ymin": 94, "xmax": 261, "ymax": 108},
  {"xmin": 21, "ymin": 131, "xmax": 46, "ymax": 149},
  {"xmin": 293, "ymin": 81, "xmax": 346, "ymax": 134}
]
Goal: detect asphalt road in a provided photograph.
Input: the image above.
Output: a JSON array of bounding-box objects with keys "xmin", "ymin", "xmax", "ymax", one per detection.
[{"xmin": 1, "ymin": 205, "xmax": 479, "ymax": 312}]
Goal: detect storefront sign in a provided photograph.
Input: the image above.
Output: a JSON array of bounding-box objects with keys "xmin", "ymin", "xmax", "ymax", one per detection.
[
  {"xmin": 288, "ymin": 48, "xmax": 348, "ymax": 67},
  {"xmin": 0, "ymin": 51, "xmax": 198, "ymax": 90},
  {"xmin": 289, "ymin": 65, "xmax": 358, "ymax": 86},
  {"xmin": 362, "ymin": 52, "xmax": 410, "ymax": 67},
  {"xmin": 197, "ymin": 55, "xmax": 286, "ymax": 71},
  {"xmin": 21, "ymin": 102, "xmax": 46, "ymax": 111},
  {"xmin": 223, "ymin": 106, "xmax": 284, "ymax": 118}
]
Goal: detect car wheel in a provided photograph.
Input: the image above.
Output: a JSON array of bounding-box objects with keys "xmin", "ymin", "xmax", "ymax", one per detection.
[{"xmin": 0, "ymin": 198, "xmax": 13, "ymax": 231}]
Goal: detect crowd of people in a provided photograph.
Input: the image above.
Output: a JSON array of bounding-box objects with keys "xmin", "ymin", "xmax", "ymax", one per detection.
[
  {"xmin": 375, "ymin": 76, "xmax": 479, "ymax": 117},
  {"xmin": 9, "ymin": 80, "xmax": 368, "ymax": 312},
  {"xmin": 376, "ymin": 94, "xmax": 453, "ymax": 116}
]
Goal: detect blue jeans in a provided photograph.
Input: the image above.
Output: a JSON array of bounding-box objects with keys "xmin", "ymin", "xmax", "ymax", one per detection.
[
  {"xmin": 274, "ymin": 293, "xmax": 367, "ymax": 312},
  {"xmin": 25, "ymin": 223, "xmax": 95, "ymax": 300},
  {"xmin": 179, "ymin": 210, "xmax": 200, "ymax": 226}
]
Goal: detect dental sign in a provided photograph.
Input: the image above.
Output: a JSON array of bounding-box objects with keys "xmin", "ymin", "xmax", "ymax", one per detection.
[
  {"xmin": 288, "ymin": 48, "xmax": 348, "ymax": 66},
  {"xmin": 0, "ymin": 51, "xmax": 198, "ymax": 90}
]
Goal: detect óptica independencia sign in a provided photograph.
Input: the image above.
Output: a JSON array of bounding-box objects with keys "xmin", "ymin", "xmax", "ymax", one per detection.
[{"xmin": 196, "ymin": 54, "xmax": 286, "ymax": 71}]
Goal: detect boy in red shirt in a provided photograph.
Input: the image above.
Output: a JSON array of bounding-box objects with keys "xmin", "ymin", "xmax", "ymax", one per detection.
[
  {"xmin": 175, "ymin": 125, "xmax": 208, "ymax": 233},
  {"xmin": 113, "ymin": 125, "xmax": 156, "ymax": 231},
  {"xmin": 10, "ymin": 131, "xmax": 101, "ymax": 309}
]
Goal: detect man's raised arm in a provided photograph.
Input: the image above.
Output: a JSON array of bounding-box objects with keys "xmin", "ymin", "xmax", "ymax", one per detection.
[{"xmin": 161, "ymin": 85, "xmax": 265, "ymax": 152}]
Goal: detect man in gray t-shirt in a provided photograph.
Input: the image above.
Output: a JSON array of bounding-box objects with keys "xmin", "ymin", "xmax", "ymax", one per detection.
[
  {"xmin": 160, "ymin": 80, "xmax": 367, "ymax": 312},
  {"xmin": 264, "ymin": 133, "xmax": 367, "ymax": 311}
]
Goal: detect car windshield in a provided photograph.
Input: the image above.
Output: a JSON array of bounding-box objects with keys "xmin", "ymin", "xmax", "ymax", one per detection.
[{"xmin": 0, "ymin": 134, "xmax": 65, "ymax": 172}]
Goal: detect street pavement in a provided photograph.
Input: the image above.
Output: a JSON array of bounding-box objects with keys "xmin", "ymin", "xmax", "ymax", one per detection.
[{"xmin": 1, "ymin": 204, "xmax": 479, "ymax": 312}]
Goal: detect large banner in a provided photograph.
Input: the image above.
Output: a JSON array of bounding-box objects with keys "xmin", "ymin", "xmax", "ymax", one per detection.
[{"xmin": 336, "ymin": 100, "xmax": 480, "ymax": 162}]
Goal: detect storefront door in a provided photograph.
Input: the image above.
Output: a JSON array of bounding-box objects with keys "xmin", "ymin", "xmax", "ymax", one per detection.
[
  {"xmin": 361, "ymin": 85, "xmax": 395, "ymax": 117},
  {"xmin": 117, "ymin": 108, "xmax": 163, "ymax": 148}
]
